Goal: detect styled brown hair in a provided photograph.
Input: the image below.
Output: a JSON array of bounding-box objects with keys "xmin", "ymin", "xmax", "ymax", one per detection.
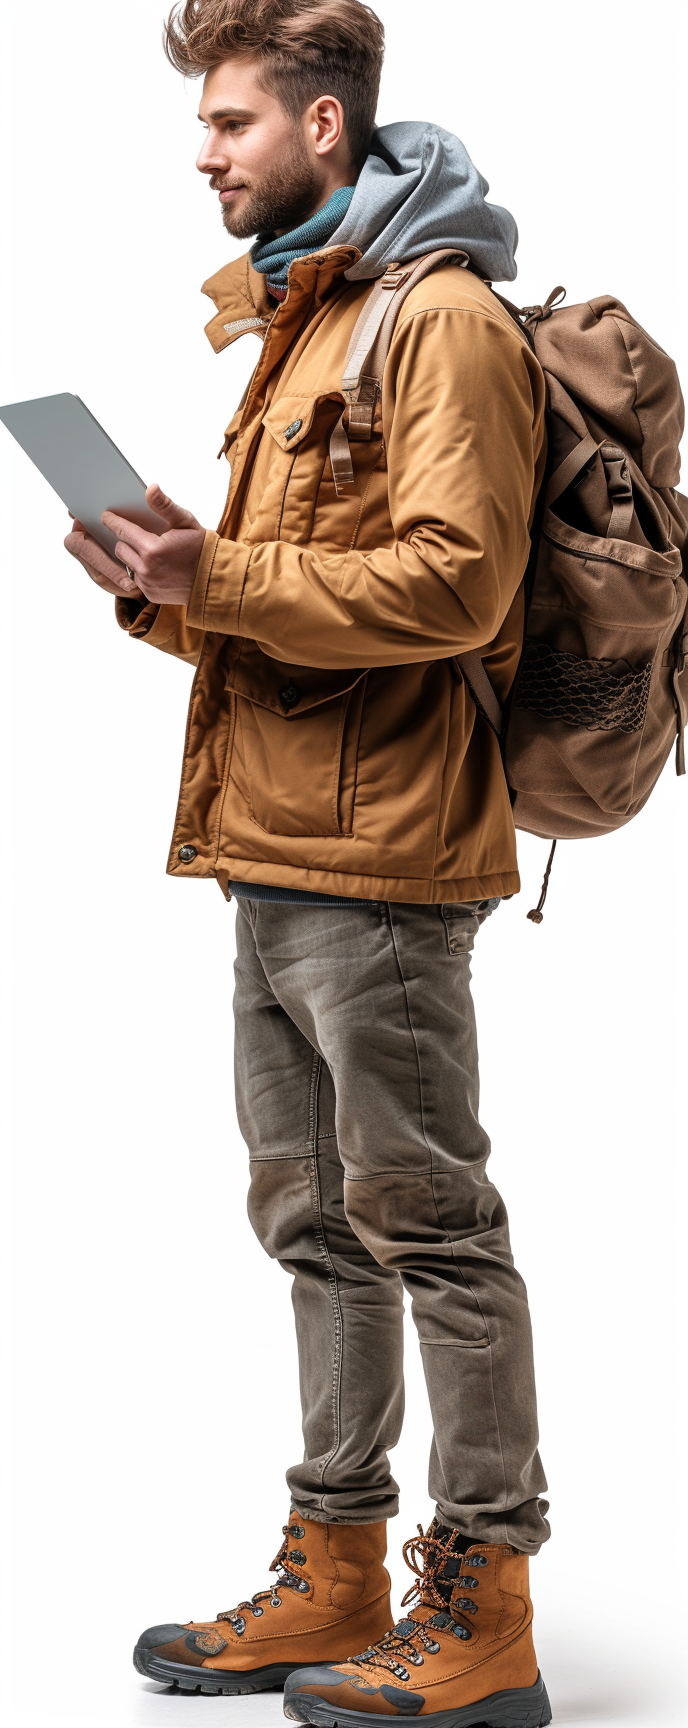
[{"xmin": 163, "ymin": 0, "xmax": 385, "ymax": 167}]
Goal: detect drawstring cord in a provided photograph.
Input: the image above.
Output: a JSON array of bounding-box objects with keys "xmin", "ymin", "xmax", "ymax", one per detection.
[{"xmin": 527, "ymin": 840, "xmax": 557, "ymax": 923}]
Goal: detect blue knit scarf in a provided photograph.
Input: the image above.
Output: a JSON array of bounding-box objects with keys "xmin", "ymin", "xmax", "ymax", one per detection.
[{"xmin": 250, "ymin": 184, "xmax": 355, "ymax": 299}]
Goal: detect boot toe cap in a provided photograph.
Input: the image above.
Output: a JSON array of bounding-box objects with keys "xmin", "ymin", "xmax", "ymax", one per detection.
[
  {"xmin": 135, "ymin": 1623, "xmax": 189, "ymax": 1653},
  {"xmin": 284, "ymin": 1665, "xmax": 425, "ymax": 1719},
  {"xmin": 286, "ymin": 1665, "xmax": 349, "ymax": 1688}
]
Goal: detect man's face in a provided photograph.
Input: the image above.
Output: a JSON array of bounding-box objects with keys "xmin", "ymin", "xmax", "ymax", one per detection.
[{"xmin": 197, "ymin": 58, "xmax": 321, "ymax": 238}]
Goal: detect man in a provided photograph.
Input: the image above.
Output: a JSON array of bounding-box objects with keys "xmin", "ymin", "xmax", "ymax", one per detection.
[{"xmin": 65, "ymin": 2, "xmax": 551, "ymax": 1722}]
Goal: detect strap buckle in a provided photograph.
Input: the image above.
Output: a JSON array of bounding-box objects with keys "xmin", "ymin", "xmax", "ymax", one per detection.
[
  {"xmin": 600, "ymin": 445, "xmax": 631, "ymax": 500},
  {"xmin": 380, "ymin": 267, "xmax": 410, "ymax": 290},
  {"xmin": 344, "ymin": 377, "xmax": 379, "ymax": 441}
]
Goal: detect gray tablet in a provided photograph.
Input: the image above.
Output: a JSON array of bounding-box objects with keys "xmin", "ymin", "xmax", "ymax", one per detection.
[{"xmin": 0, "ymin": 392, "xmax": 168, "ymax": 559}]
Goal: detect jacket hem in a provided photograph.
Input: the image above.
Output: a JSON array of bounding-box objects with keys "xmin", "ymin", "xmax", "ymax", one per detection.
[{"xmin": 167, "ymin": 855, "xmax": 520, "ymax": 903}]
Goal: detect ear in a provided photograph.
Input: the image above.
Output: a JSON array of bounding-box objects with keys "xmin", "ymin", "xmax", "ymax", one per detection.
[{"xmin": 307, "ymin": 94, "xmax": 346, "ymax": 157}]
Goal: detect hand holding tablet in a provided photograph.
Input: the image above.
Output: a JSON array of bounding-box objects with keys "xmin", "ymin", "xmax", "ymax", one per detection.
[
  {"xmin": 66, "ymin": 482, "xmax": 205, "ymax": 604},
  {"xmin": 65, "ymin": 517, "xmax": 143, "ymax": 600},
  {"xmin": 0, "ymin": 392, "xmax": 206, "ymax": 606},
  {"xmin": 75, "ymin": 485, "xmax": 205, "ymax": 607}
]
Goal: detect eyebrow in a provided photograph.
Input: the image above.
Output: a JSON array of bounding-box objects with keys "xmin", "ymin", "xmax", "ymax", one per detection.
[{"xmin": 198, "ymin": 105, "xmax": 257, "ymax": 122}]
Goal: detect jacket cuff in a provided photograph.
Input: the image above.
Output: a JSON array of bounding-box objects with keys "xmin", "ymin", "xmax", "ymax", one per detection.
[
  {"xmin": 186, "ymin": 529, "xmax": 252, "ymax": 634},
  {"xmin": 114, "ymin": 595, "xmax": 189, "ymax": 648}
]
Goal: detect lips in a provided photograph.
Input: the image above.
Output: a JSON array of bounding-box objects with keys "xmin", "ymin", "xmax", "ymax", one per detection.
[{"xmin": 218, "ymin": 186, "xmax": 246, "ymax": 201}]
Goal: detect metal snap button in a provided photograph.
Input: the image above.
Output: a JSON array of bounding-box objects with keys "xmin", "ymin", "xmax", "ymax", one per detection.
[
  {"xmin": 283, "ymin": 418, "xmax": 302, "ymax": 441},
  {"xmin": 178, "ymin": 844, "xmax": 197, "ymax": 862}
]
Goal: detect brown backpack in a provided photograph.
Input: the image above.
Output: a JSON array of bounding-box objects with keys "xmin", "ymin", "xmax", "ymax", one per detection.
[{"xmin": 333, "ymin": 253, "xmax": 688, "ymax": 913}]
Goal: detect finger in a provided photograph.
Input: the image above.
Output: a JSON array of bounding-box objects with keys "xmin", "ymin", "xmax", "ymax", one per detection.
[
  {"xmin": 146, "ymin": 482, "xmax": 201, "ymax": 531},
  {"xmin": 100, "ymin": 511, "xmax": 158, "ymax": 556},
  {"xmin": 67, "ymin": 552, "xmax": 133, "ymax": 595},
  {"xmin": 113, "ymin": 542, "xmax": 145, "ymax": 578},
  {"xmin": 65, "ymin": 527, "xmax": 118, "ymax": 572},
  {"xmin": 87, "ymin": 561, "xmax": 133, "ymax": 595},
  {"xmin": 65, "ymin": 529, "xmax": 137, "ymax": 591}
]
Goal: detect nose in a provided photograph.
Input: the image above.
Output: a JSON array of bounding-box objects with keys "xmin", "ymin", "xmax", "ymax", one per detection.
[{"xmin": 196, "ymin": 129, "xmax": 228, "ymax": 175}]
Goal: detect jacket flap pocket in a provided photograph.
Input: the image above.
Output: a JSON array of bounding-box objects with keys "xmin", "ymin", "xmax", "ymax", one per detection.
[
  {"xmin": 261, "ymin": 392, "xmax": 342, "ymax": 453},
  {"xmin": 227, "ymin": 644, "xmax": 367, "ymax": 715}
]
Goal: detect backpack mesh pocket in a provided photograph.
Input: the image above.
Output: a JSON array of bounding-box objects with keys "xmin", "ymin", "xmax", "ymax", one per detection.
[{"xmin": 514, "ymin": 640, "xmax": 652, "ymax": 733}]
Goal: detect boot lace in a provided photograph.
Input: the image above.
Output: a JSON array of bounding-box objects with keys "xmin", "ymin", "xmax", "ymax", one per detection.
[
  {"xmin": 216, "ymin": 1521, "xmax": 310, "ymax": 1635},
  {"xmin": 349, "ymin": 1523, "xmax": 483, "ymax": 1683}
]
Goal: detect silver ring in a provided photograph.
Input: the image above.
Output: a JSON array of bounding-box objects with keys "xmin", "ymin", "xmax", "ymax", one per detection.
[{"xmin": 125, "ymin": 565, "xmax": 136, "ymax": 580}]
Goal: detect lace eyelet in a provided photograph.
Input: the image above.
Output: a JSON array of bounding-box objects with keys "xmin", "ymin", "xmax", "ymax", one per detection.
[
  {"xmin": 270, "ymin": 1595, "xmax": 282, "ymax": 1608},
  {"xmin": 290, "ymin": 1524, "xmax": 305, "ymax": 1539},
  {"xmin": 251, "ymin": 1606, "xmax": 263, "ymax": 1617},
  {"xmin": 289, "ymin": 1549, "xmax": 307, "ymax": 1566}
]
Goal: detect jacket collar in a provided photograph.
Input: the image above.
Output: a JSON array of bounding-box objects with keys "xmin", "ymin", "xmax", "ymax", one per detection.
[{"xmin": 202, "ymin": 246, "xmax": 361, "ymax": 353}]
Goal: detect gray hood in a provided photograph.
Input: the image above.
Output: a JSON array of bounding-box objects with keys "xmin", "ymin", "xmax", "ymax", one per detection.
[{"xmin": 330, "ymin": 121, "xmax": 518, "ymax": 284}]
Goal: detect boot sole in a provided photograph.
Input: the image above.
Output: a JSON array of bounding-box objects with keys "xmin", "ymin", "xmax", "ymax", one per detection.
[
  {"xmin": 133, "ymin": 1647, "xmax": 340, "ymax": 1696},
  {"xmin": 283, "ymin": 1669, "xmax": 552, "ymax": 1726}
]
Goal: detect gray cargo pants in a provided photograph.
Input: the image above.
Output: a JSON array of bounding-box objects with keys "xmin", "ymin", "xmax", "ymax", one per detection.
[{"xmin": 233, "ymin": 897, "xmax": 550, "ymax": 1553}]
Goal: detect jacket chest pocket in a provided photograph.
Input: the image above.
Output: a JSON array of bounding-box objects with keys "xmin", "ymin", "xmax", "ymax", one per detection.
[
  {"xmin": 227, "ymin": 649, "xmax": 368, "ymax": 838},
  {"xmin": 260, "ymin": 392, "xmax": 384, "ymax": 547}
]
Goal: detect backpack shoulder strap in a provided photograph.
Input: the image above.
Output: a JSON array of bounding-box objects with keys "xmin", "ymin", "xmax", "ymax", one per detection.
[
  {"xmin": 329, "ymin": 249, "xmax": 468, "ymax": 493},
  {"xmin": 345, "ymin": 248, "xmax": 469, "ymax": 398},
  {"xmin": 330, "ymin": 249, "xmax": 506, "ymax": 740}
]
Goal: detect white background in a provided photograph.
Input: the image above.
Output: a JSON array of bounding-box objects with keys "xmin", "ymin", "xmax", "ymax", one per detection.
[{"xmin": 1, "ymin": 3, "xmax": 686, "ymax": 1725}]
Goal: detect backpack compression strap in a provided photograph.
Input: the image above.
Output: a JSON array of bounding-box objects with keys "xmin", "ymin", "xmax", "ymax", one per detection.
[{"xmin": 463, "ymin": 432, "xmax": 633, "ymax": 735}]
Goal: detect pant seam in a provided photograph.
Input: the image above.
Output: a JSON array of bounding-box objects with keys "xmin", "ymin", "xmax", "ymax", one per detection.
[
  {"xmin": 306, "ymin": 1051, "xmax": 344, "ymax": 1511},
  {"xmin": 386, "ymin": 905, "xmax": 510, "ymax": 1541}
]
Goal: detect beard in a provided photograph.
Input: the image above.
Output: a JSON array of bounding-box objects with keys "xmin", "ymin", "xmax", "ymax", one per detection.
[{"xmin": 213, "ymin": 130, "xmax": 319, "ymax": 240}]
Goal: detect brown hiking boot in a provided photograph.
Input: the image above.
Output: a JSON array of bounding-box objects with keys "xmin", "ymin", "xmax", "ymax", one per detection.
[
  {"xmin": 283, "ymin": 1519, "xmax": 551, "ymax": 1725},
  {"xmin": 133, "ymin": 1513, "xmax": 391, "ymax": 1696}
]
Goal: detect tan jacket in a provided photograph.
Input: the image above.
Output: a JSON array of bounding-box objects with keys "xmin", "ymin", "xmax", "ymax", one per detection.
[{"xmin": 118, "ymin": 247, "xmax": 546, "ymax": 902}]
